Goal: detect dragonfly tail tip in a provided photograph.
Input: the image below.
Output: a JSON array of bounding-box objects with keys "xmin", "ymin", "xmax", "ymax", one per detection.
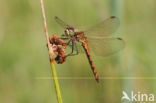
[{"xmin": 96, "ymin": 78, "xmax": 99, "ymax": 83}]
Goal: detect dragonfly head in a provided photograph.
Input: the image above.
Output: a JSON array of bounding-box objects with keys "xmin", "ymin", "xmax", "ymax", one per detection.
[{"xmin": 64, "ymin": 27, "xmax": 75, "ymax": 36}]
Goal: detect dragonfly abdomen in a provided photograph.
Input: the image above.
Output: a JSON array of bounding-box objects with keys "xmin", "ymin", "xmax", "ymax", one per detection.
[{"xmin": 82, "ymin": 43, "xmax": 99, "ymax": 82}]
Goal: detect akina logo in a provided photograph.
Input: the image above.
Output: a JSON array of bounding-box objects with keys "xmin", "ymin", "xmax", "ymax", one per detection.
[{"xmin": 122, "ymin": 91, "xmax": 155, "ymax": 102}]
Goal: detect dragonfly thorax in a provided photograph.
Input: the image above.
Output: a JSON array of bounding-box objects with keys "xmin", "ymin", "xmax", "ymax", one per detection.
[
  {"xmin": 64, "ymin": 28, "xmax": 87, "ymax": 43},
  {"xmin": 74, "ymin": 31, "xmax": 87, "ymax": 43}
]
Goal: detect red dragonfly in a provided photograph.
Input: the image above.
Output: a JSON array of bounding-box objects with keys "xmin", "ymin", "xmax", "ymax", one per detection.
[{"xmin": 55, "ymin": 16, "xmax": 125, "ymax": 82}]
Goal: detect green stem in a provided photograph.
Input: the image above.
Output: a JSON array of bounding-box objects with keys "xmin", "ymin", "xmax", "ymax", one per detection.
[{"xmin": 50, "ymin": 61, "xmax": 63, "ymax": 103}]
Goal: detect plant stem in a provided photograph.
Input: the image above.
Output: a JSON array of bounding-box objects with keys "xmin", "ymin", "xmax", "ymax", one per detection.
[
  {"xmin": 51, "ymin": 61, "xmax": 63, "ymax": 103},
  {"xmin": 40, "ymin": 0, "xmax": 63, "ymax": 103}
]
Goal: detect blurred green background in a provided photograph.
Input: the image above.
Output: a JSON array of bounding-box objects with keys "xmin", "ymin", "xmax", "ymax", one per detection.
[{"xmin": 0, "ymin": 0, "xmax": 156, "ymax": 103}]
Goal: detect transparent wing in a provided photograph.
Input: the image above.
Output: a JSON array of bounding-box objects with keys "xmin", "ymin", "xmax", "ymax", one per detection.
[
  {"xmin": 88, "ymin": 37, "xmax": 125, "ymax": 57},
  {"xmin": 85, "ymin": 16, "xmax": 120, "ymax": 37},
  {"xmin": 55, "ymin": 16, "xmax": 72, "ymax": 29}
]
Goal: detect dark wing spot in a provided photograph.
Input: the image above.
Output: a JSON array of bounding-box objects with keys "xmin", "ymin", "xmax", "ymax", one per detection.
[
  {"xmin": 55, "ymin": 16, "xmax": 58, "ymax": 19},
  {"xmin": 117, "ymin": 38, "xmax": 122, "ymax": 40},
  {"xmin": 111, "ymin": 16, "xmax": 116, "ymax": 19}
]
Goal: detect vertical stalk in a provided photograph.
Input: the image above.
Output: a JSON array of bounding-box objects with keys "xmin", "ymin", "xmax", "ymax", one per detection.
[
  {"xmin": 111, "ymin": 0, "xmax": 133, "ymax": 96},
  {"xmin": 40, "ymin": 0, "xmax": 63, "ymax": 103},
  {"xmin": 50, "ymin": 62, "xmax": 63, "ymax": 103}
]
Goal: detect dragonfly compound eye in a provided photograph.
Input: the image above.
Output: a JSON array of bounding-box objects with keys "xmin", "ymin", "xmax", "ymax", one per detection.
[{"xmin": 65, "ymin": 29, "xmax": 69, "ymax": 35}]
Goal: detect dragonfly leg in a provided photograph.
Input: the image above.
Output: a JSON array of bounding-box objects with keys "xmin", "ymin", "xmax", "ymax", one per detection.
[
  {"xmin": 60, "ymin": 37, "xmax": 73, "ymax": 45},
  {"xmin": 67, "ymin": 40, "xmax": 79, "ymax": 56},
  {"xmin": 60, "ymin": 37, "xmax": 69, "ymax": 40},
  {"xmin": 74, "ymin": 41, "xmax": 79, "ymax": 55},
  {"xmin": 67, "ymin": 40, "xmax": 74, "ymax": 56},
  {"xmin": 66, "ymin": 39, "xmax": 72, "ymax": 45}
]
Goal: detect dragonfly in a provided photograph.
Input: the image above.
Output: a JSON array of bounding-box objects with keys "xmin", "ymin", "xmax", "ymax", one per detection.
[{"xmin": 55, "ymin": 16, "xmax": 125, "ymax": 82}]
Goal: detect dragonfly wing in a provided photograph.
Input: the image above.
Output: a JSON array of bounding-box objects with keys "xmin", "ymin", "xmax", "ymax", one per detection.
[
  {"xmin": 88, "ymin": 37, "xmax": 125, "ymax": 57},
  {"xmin": 55, "ymin": 16, "xmax": 72, "ymax": 29},
  {"xmin": 85, "ymin": 16, "xmax": 120, "ymax": 37}
]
